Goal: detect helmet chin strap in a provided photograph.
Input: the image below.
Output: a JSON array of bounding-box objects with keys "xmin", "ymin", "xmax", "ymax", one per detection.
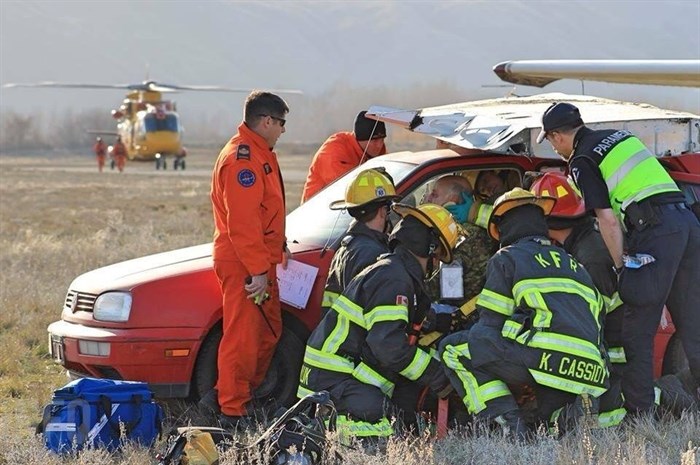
[
  {"xmin": 424, "ymin": 241, "xmax": 438, "ymax": 280},
  {"xmin": 383, "ymin": 208, "xmax": 394, "ymax": 235}
]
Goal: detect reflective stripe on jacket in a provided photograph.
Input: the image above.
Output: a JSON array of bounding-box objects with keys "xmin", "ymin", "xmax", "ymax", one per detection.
[
  {"xmin": 299, "ymin": 246, "xmax": 444, "ymax": 397},
  {"xmin": 473, "ymin": 236, "xmax": 609, "ymax": 397},
  {"xmin": 572, "ymin": 128, "xmax": 679, "ymax": 222},
  {"xmin": 322, "ymin": 221, "xmax": 389, "ymax": 316}
]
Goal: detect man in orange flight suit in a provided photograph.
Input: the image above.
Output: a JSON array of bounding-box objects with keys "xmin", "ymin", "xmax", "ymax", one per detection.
[
  {"xmin": 93, "ymin": 137, "xmax": 107, "ymax": 172},
  {"xmin": 112, "ymin": 136, "xmax": 127, "ymax": 173},
  {"xmin": 210, "ymin": 91, "xmax": 290, "ymax": 429},
  {"xmin": 300, "ymin": 110, "xmax": 387, "ymax": 203}
]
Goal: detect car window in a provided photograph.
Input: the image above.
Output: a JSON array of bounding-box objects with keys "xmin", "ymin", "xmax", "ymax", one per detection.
[
  {"xmin": 286, "ymin": 159, "xmax": 416, "ymax": 247},
  {"xmin": 407, "ymin": 168, "xmax": 523, "ymax": 205},
  {"xmin": 676, "ymin": 181, "xmax": 700, "ymax": 205}
]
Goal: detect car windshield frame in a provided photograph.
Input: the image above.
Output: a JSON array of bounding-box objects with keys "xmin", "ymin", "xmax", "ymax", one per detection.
[{"xmin": 285, "ymin": 159, "xmax": 416, "ymax": 248}]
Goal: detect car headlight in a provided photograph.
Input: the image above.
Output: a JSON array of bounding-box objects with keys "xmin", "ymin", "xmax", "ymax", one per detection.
[{"xmin": 93, "ymin": 292, "xmax": 132, "ymax": 322}]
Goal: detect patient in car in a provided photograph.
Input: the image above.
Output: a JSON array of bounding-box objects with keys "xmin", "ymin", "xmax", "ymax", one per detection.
[{"xmin": 422, "ymin": 175, "xmax": 498, "ymax": 306}]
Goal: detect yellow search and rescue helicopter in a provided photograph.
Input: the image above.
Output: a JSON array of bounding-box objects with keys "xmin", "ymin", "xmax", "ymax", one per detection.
[{"xmin": 1, "ymin": 80, "xmax": 302, "ymax": 170}]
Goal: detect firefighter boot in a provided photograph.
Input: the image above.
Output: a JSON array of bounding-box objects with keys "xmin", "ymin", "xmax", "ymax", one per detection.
[
  {"xmin": 553, "ymin": 393, "xmax": 600, "ymax": 435},
  {"xmin": 199, "ymin": 388, "xmax": 221, "ymax": 416},
  {"xmin": 218, "ymin": 413, "xmax": 254, "ymax": 432},
  {"xmin": 494, "ymin": 409, "xmax": 530, "ymax": 442},
  {"xmin": 655, "ymin": 374, "xmax": 698, "ymax": 417}
]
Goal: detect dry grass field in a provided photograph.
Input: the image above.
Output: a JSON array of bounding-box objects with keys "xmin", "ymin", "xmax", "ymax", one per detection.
[{"xmin": 0, "ymin": 149, "xmax": 698, "ymax": 464}]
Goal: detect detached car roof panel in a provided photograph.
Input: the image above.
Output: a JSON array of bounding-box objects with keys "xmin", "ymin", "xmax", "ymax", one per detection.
[{"xmin": 368, "ymin": 93, "xmax": 700, "ymax": 159}]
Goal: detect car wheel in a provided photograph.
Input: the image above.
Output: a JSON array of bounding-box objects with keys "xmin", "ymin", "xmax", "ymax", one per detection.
[
  {"xmin": 253, "ymin": 328, "xmax": 305, "ymax": 410},
  {"xmin": 190, "ymin": 323, "xmax": 304, "ymax": 409},
  {"xmin": 191, "ymin": 323, "xmax": 222, "ymax": 400},
  {"xmin": 662, "ymin": 334, "xmax": 689, "ymax": 375}
]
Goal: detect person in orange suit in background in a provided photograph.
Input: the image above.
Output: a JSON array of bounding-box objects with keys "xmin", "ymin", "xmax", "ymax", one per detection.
[
  {"xmin": 93, "ymin": 137, "xmax": 107, "ymax": 172},
  {"xmin": 209, "ymin": 91, "xmax": 291, "ymax": 430},
  {"xmin": 112, "ymin": 136, "xmax": 127, "ymax": 173},
  {"xmin": 300, "ymin": 110, "xmax": 388, "ymax": 203}
]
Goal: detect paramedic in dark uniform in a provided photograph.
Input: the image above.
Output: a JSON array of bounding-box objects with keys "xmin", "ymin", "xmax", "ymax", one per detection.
[
  {"xmin": 538, "ymin": 102, "xmax": 700, "ymax": 413},
  {"xmin": 321, "ymin": 168, "xmax": 400, "ymax": 316}
]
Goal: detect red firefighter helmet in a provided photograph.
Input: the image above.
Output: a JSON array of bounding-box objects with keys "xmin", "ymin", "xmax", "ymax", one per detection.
[{"xmin": 529, "ymin": 172, "xmax": 586, "ymax": 218}]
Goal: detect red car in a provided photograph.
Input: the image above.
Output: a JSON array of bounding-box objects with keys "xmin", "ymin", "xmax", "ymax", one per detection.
[{"xmin": 48, "ymin": 94, "xmax": 699, "ymax": 406}]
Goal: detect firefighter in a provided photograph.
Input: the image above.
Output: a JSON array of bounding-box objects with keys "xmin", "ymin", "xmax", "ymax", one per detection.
[
  {"xmin": 422, "ymin": 175, "xmax": 498, "ymax": 304},
  {"xmin": 475, "ymin": 169, "xmax": 508, "ymax": 200},
  {"xmin": 298, "ymin": 204, "xmax": 459, "ymax": 440},
  {"xmin": 439, "ymin": 188, "xmax": 609, "ymax": 439},
  {"xmin": 112, "ymin": 136, "xmax": 127, "ymax": 173},
  {"xmin": 93, "ymin": 137, "xmax": 106, "ymax": 172},
  {"xmin": 529, "ymin": 172, "xmax": 697, "ymax": 424},
  {"xmin": 301, "ymin": 111, "xmax": 387, "ymax": 203},
  {"xmin": 528, "ymin": 172, "xmax": 626, "ymax": 426},
  {"xmin": 538, "ymin": 102, "xmax": 700, "ymax": 413},
  {"xmin": 210, "ymin": 91, "xmax": 290, "ymax": 429},
  {"xmin": 321, "ymin": 168, "xmax": 400, "ymax": 316},
  {"xmin": 465, "ymin": 170, "xmax": 510, "ymax": 231}
]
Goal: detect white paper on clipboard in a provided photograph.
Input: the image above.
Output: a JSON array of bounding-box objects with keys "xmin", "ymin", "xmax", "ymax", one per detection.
[{"xmin": 276, "ymin": 259, "xmax": 319, "ymax": 309}]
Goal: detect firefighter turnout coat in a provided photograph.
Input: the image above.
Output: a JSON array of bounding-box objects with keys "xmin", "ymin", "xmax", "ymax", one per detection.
[
  {"xmin": 298, "ymin": 246, "xmax": 447, "ymax": 412},
  {"xmin": 321, "ymin": 221, "xmax": 389, "ymax": 315},
  {"xmin": 441, "ymin": 236, "xmax": 609, "ymax": 417},
  {"xmin": 562, "ymin": 219, "xmax": 624, "ymax": 365}
]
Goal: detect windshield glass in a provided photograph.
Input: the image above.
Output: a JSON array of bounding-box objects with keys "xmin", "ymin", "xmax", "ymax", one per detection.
[
  {"xmin": 286, "ymin": 159, "xmax": 416, "ymax": 247},
  {"xmin": 143, "ymin": 114, "xmax": 179, "ymax": 132}
]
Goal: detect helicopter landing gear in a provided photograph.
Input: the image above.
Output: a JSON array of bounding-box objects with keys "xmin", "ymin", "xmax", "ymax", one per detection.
[
  {"xmin": 173, "ymin": 156, "xmax": 186, "ymax": 170},
  {"xmin": 155, "ymin": 154, "xmax": 167, "ymax": 170}
]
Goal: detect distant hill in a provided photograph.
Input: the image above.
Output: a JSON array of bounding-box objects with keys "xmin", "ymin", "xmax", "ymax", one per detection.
[{"xmin": 1, "ymin": 0, "xmax": 699, "ymax": 145}]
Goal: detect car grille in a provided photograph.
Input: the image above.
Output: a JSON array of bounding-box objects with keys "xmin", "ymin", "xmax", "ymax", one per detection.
[{"xmin": 64, "ymin": 290, "xmax": 98, "ymax": 313}]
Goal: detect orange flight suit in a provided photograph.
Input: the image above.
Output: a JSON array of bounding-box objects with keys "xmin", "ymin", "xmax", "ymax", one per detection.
[
  {"xmin": 113, "ymin": 141, "xmax": 127, "ymax": 172},
  {"xmin": 211, "ymin": 122, "xmax": 285, "ymax": 416},
  {"xmin": 94, "ymin": 140, "xmax": 106, "ymax": 172},
  {"xmin": 301, "ymin": 132, "xmax": 386, "ymax": 203}
]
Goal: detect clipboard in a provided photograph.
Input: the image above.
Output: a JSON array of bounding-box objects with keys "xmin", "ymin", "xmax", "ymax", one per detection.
[{"xmin": 276, "ymin": 259, "xmax": 319, "ymax": 309}]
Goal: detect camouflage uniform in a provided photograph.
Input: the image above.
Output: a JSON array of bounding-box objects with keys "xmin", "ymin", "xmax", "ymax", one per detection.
[{"xmin": 425, "ymin": 222, "xmax": 498, "ymax": 305}]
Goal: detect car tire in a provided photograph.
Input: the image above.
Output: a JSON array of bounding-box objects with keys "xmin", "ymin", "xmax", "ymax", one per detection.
[
  {"xmin": 662, "ymin": 334, "xmax": 689, "ymax": 375},
  {"xmin": 190, "ymin": 323, "xmax": 304, "ymax": 410},
  {"xmin": 253, "ymin": 327, "xmax": 305, "ymax": 410},
  {"xmin": 191, "ymin": 323, "xmax": 222, "ymax": 400}
]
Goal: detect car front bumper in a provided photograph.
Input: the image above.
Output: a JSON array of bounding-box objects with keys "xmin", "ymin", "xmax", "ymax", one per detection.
[{"xmin": 47, "ymin": 319, "xmax": 205, "ymax": 398}]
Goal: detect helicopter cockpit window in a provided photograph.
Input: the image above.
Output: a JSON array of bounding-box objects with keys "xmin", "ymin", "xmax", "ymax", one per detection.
[{"xmin": 144, "ymin": 114, "xmax": 179, "ymax": 132}]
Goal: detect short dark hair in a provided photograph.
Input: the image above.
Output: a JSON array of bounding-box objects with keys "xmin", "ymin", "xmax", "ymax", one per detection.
[{"xmin": 244, "ymin": 91, "xmax": 289, "ymax": 126}]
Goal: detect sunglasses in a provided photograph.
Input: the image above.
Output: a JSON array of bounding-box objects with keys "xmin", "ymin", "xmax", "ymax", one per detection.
[{"xmin": 258, "ymin": 114, "xmax": 286, "ymax": 127}]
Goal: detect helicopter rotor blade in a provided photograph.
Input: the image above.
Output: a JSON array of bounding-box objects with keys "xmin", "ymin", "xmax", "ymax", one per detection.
[
  {"xmin": 86, "ymin": 130, "xmax": 119, "ymax": 136},
  {"xmin": 3, "ymin": 81, "xmax": 303, "ymax": 94},
  {"xmin": 149, "ymin": 83, "xmax": 304, "ymax": 95},
  {"xmin": 2, "ymin": 82, "xmax": 135, "ymax": 90}
]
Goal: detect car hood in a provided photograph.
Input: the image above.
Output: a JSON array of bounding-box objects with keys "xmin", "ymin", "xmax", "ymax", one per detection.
[{"xmin": 69, "ymin": 241, "xmax": 320, "ymax": 294}]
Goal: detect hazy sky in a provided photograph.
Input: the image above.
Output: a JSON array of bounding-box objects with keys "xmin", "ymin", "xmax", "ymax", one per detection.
[{"xmin": 1, "ymin": 0, "xmax": 699, "ymax": 140}]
